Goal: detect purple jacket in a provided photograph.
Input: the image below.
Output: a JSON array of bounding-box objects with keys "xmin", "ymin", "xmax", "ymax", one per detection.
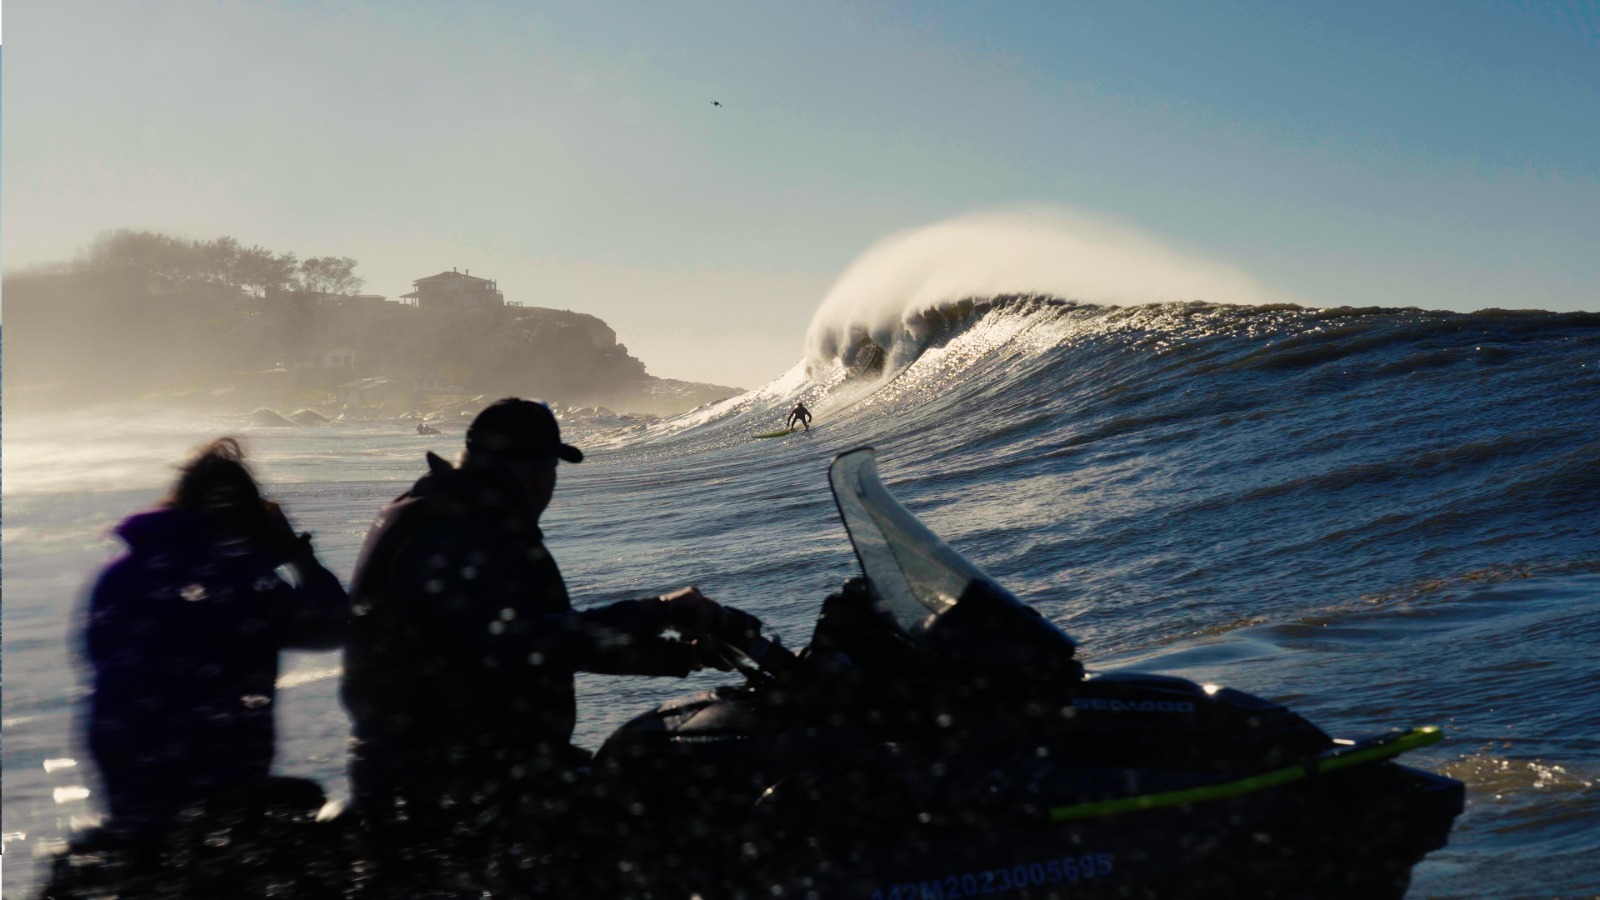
[{"xmin": 84, "ymin": 507, "xmax": 349, "ymax": 823}]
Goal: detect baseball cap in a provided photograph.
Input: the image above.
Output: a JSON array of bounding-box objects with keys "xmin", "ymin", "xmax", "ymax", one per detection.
[{"xmin": 465, "ymin": 398, "xmax": 584, "ymax": 463}]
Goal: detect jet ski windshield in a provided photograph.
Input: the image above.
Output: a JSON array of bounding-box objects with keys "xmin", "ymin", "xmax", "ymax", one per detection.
[
  {"xmin": 832, "ymin": 445, "xmax": 1068, "ymax": 640},
  {"xmin": 828, "ymin": 448, "xmax": 1080, "ymax": 677},
  {"xmin": 828, "ymin": 448, "xmax": 1006, "ymax": 638}
]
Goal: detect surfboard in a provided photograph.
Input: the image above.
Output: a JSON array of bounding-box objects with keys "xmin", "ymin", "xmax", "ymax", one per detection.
[{"xmin": 754, "ymin": 428, "xmax": 796, "ymax": 439}]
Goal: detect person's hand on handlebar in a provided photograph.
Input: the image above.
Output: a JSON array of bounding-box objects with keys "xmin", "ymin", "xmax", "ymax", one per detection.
[
  {"xmin": 658, "ymin": 590, "xmax": 784, "ymax": 675},
  {"xmin": 658, "ymin": 586, "xmax": 726, "ymax": 640}
]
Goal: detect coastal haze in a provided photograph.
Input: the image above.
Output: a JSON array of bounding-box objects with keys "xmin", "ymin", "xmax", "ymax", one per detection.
[
  {"xmin": 2, "ymin": 234, "xmax": 745, "ymax": 419},
  {"xmin": 5, "ymin": 3, "xmax": 1600, "ymax": 898}
]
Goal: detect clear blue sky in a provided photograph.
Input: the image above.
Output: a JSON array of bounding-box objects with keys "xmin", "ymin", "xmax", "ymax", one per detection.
[{"xmin": 4, "ymin": 1, "xmax": 1597, "ymax": 386}]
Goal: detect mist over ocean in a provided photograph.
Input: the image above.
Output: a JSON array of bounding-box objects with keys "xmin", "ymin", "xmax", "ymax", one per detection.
[{"xmin": 4, "ymin": 299, "xmax": 1599, "ymax": 897}]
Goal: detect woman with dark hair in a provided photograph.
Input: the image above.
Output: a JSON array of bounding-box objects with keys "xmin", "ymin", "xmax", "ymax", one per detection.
[{"xmin": 82, "ymin": 437, "xmax": 350, "ymax": 829}]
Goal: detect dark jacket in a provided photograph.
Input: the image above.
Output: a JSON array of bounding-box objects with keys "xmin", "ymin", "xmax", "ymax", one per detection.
[
  {"xmin": 341, "ymin": 454, "xmax": 695, "ymax": 812},
  {"xmin": 84, "ymin": 507, "xmax": 349, "ymax": 824}
]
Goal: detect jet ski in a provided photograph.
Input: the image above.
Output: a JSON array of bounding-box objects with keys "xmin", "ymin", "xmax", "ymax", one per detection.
[
  {"xmin": 39, "ymin": 447, "xmax": 1463, "ymax": 899},
  {"xmin": 578, "ymin": 447, "xmax": 1464, "ymax": 898}
]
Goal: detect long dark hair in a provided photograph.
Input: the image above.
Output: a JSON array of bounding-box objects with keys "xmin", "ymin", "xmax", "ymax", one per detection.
[{"xmin": 164, "ymin": 437, "xmax": 271, "ymax": 539}]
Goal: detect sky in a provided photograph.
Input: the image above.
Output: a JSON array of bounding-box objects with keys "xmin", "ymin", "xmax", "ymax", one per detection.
[{"xmin": 3, "ymin": 1, "xmax": 1597, "ymax": 388}]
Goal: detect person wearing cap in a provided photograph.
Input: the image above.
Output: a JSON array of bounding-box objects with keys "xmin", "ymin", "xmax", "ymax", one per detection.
[{"xmin": 339, "ymin": 397, "xmax": 729, "ymax": 865}]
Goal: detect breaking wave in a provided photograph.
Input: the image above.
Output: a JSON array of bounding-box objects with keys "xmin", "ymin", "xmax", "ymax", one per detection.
[{"xmin": 801, "ymin": 207, "xmax": 1289, "ymax": 384}]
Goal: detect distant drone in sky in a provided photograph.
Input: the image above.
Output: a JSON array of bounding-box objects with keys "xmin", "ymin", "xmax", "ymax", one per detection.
[{"xmin": 711, "ymin": 100, "xmax": 723, "ymax": 108}]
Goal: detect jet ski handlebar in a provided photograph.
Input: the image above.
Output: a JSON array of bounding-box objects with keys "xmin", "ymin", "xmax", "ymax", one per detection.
[{"xmin": 702, "ymin": 607, "xmax": 797, "ymax": 679}]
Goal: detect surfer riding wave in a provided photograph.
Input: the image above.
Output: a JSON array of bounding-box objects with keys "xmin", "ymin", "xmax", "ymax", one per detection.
[{"xmin": 787, "ymin": 401, "xmax": 812, "ymax": 432}]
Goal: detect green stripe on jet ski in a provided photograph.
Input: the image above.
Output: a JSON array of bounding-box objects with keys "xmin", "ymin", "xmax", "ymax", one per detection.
[{"xmin": 1047, "ymin": 726, "xmax": 1444, "ymax": 822}]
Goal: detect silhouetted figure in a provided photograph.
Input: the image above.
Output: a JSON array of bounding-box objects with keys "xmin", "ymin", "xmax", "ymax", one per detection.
[
  {"xmin": 341, "ymin": 398, "xmax": 730, "ymax": 870},
  {"xmin": 82, "ymin": 437, "xmax": 349, "ymax": 828},
  {"xmin": 787, "ymin": 400, "xmax": 813, "ymax": 431}
]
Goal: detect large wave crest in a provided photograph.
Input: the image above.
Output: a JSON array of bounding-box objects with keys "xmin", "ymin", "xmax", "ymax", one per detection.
[{"xmin": 803, "ymin": 207, "xmax": 1289, "ymax": 382}]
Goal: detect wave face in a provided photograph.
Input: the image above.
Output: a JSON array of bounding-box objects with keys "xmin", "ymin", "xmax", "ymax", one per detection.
[{"xmin": 623, "ymin": 299, "xmax": 1600, "ymax": 647}]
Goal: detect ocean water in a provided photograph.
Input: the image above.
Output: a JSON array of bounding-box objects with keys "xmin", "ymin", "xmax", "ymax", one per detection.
[{"xmin": 3, "ymin": 300, "xmax": 1599, "ymax": 898}]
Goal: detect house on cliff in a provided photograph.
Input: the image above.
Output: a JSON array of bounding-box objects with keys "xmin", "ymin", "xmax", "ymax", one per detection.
[{"xmin": 401, "ymin": 269, "xmax": 505, "ymax": 310}]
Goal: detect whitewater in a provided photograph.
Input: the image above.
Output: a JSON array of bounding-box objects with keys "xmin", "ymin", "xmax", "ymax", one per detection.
[{"xmin": 5, "ymin": 218, "xmax": 1599, "ymax": 897}]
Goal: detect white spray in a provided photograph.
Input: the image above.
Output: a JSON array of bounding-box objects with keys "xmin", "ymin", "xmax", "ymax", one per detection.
[{"xmin": 803, "ymin": 207, "xmax": 1289, "ymax": 378}]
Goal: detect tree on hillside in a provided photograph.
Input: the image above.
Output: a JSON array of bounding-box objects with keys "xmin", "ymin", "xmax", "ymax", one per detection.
[
  {"xmin": 235, "ymin": 246, "xmax": 300, "ymax": 297},
  {"xmin": 198, "ymin": 237, "xmax": 241, "ymax": 286},
  {"xmin": 297, "ymin": 256, "xmax": 364, "ymax": 296},
  {"xmin": 83, "ymin": 229, "xmax": 197, "ymax": 281},
  {"xmin": 81, "ymin": 229, "xmax": 314, "ymax": 298}
]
